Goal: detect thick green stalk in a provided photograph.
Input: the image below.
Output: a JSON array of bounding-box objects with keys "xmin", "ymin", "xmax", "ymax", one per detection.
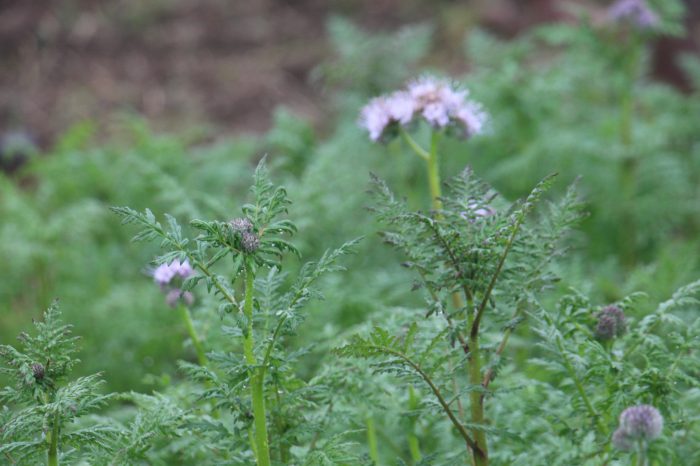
[
  {"xmin": 366, "ymin": 416, "xmax": 380, "ymax": 464},
  {"xmin": 406, "ymin": 130, "xmax": 488, "ymax": 463},
  {"xmin": 244, "ymin": 266, "xmax": 271, "ymax": 466},
  {"xmin": 179, "ymin": 304, "xmax": 208, "ymax": 367},
  {"xmin": 426, "ymin": 132, "xmax": 443, "ymax": 213},
  {"xmin": 407, "ymin": 386, "xmax": 422, "ymax": 462},
  {"xmin": 466, "ymin": 296, "xmax": 488, "ymax": 466},
  {"xmin": 47, "ymin": 413, "xmax": 59, "ymax": 466}
]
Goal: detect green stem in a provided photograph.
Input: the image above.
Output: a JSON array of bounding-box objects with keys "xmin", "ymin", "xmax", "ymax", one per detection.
[
  {"xmin": 426, "ymin": 132, "xmax": 443, "ymax": 213},
  {"xmin": 365, "ymin": 345, "xmax": 481, "ymax": 457},
  {"xmin": 407, "ymin": 386, "xmax": 422, "ymax": 462},
  {"xmin": 401, "ymin": 129, "xmax": 430, "ymax": 161},
  {"xmin": 244, "ymin": 266, "xmax": 271, "ymax": 466},
  {"xmin": 366, "ymin": 416, "xmax": 380, "ymax": 464},
  {"xmin": 178, "ymin": 304, "xmax": 208, "ymax": 367},
  {"xmin": 465, "ymin": 291, "xmax": 487, "ymax": 466}
]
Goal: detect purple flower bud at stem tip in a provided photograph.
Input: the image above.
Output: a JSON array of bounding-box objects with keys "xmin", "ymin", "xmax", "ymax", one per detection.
[
  {"xmin": 241, "ymin": 231, "xmax": 260, "ymax": 253},
  {"xmin": 31, "ymin": 363, "xmax": 44, "ymax": 381},
  {"xmin": 595, "ymin": 305, "xmax": 626, "ymax": 340}
]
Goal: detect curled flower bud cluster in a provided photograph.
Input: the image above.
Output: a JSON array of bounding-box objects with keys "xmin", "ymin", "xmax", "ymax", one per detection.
[
  {"xmin": 608, "ymin": 0, "xmax": 659, "ymax": 29},
  {"xmin": 31, "ymin": 363, "xmax": 45, "ymax": 382},
  {"xmin": 595, "ymin": 305, "xmax": 626, "ymax": 340},
  {"xmin": 152, "ymin": 259, "xmax": 194, "ymax": 307},
  {"xmin": 230, "ymin": 217, "xmax": 260, "ymax": 253},
  {"xmin": 359, "ymin": 76, "xmax": 488, "ymax": 143},
  {"xmin": 612, "ymin": 405, "xmax": 663, "ymax": 451},
  {"xmin": 230, "ymin": 217, "xmax": 253, "ymax": 233}
]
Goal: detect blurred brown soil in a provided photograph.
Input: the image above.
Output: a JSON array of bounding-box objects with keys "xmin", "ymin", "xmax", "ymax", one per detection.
[{"xmin": 1, "ymin": 0, "xmax": 698, "ymax": 149}]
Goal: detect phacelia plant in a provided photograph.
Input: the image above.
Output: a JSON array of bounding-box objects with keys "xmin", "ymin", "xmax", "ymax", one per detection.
[
  {"xmin": 0, "ymin": 302, "xmax": 115, "ymax": 465},
  {"xmin": 113, "ymin": 160, "xmax": 360, "ymax": 466}
]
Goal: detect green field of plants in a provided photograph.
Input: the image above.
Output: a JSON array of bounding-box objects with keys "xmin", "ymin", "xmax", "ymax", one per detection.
[{"xmin": 2, "ymin": 1, "xmax": 700, "ymax": 465}]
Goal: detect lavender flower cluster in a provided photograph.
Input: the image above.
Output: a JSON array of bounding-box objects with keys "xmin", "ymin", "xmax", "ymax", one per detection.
[
  {"xmin": 359, "ymin": 76, "xmax": 488, "ymax": 143},
  {"xmin": 153, "ymin": 259, "xmax": 194, "ymax": 307},
  {"xmin": 612, "ymin": 405, "xmax": 664, "ymax": 451},
  {"xmin": 608, "ymin": 0, "xmax": 659, "ymax": 29}
]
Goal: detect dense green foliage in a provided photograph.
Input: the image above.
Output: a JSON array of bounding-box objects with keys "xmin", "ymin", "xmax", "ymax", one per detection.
[{"xmin": 2, "ymin": 1, "xmax": 700, "ymax": 464}]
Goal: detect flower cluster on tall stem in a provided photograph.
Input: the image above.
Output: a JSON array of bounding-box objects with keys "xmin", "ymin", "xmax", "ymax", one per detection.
[{"xmin": 359, "ymin": 75, "xmax": 491, "ymax": 465}]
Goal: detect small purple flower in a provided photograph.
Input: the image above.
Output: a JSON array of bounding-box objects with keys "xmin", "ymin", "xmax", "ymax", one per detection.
[
  {"xmin": 608, "ymin": 0, "xmax": 659, "ymax": 29},
  {"xmin": 359, "ymin": 97, "xmax": 394, "ymax": 142},
  {"xmin": 613, "ymin": 405, "xmax": 663, "ymax": 450},
  {"xmin": 153, "ymin": 260, "xmax": 193, "ymax": 285},
  {"xmin": 153, "ymin": 263, "xmax": 177, "ymax": 285},
  {"xmin": 152, "ymin": 260, "xmax": 196, "ymax": 307},
  {"xmin": 386, "ymin": 91, "xmax": 416, "ymax": 125},
  {"xmin": 166, "ymin": 289, "xmax": 194, "ymax": 308},
  {"xmin": 595, "ymin": 305, "xmax": 626, "ymax": 340},
  {"xmin": 455, "ymin": 102, "xmax": 489, "ymax": 138},
  {"xmin": 408, "ymin": 76, "xmax": 465, "ymax": 128}
]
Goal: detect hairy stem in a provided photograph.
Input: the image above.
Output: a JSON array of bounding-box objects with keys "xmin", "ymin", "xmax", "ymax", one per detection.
[{"xmin": 244, "ymin": 266, "xmax": 271, "ymax": 466}]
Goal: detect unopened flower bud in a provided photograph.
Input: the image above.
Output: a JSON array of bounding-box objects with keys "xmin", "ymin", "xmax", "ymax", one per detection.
[
  {"xmin": 31, "ymin": 363, "xmax": 45, "ymax": 381},
  {"xmin": 595, "ymin": 305, "xmax": 626, "ymax": 340},
  {"xmin": 230, "ymin": 217, "xmax": 253, "ymax": 233},
  {"xmin": 241, "ymin": 231, "xmax": 260, "ymax": 253}
]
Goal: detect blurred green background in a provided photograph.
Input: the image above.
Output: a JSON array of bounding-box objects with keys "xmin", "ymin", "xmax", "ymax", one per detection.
[{"xmin": 2, "ymin": 0, "xmax": 699, "ymax": 393}]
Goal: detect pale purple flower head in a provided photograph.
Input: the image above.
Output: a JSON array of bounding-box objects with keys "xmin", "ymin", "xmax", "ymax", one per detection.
[
  {"xmin": 359, "ymin": 75, "xmax": 488, "ymax": 142},
  {"xmin": 455, "ymin": 102, "xmax": 489, "ymax": 138},
  {"xmin": 152, "ymin": 259, "xmax": 195, "ymax": 307},
  {"xmin": 153, "ymin": 263, "xmax": 176, "ymax": 285},
  {"xmin": 608, "ymin": 0, "xmax": 659, "ymax": 29},
  {"xmin": 408, "ymin": 76, "xmax": 467, "ymax": 128},
  {"xmin": 165, "ymin": 289, "xmax": 194, "ymax": 308},
  {"xmin": 153, "ymin": 259, "xmax": 193, "ymax": 285},
  {"xmin": 386, "ymin": 91, "xmax": 416, "ymax": 125},
  {"xmin": 359, "ymin": 97, "xmax": 394, "ymax": 142},
  {"xmin": 595, "ymin": 305, "xmax": 626, "ymax": 340},
  {"xmin": 613, "ymin": 405, "xmax": 664, "ymax": 450}
]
